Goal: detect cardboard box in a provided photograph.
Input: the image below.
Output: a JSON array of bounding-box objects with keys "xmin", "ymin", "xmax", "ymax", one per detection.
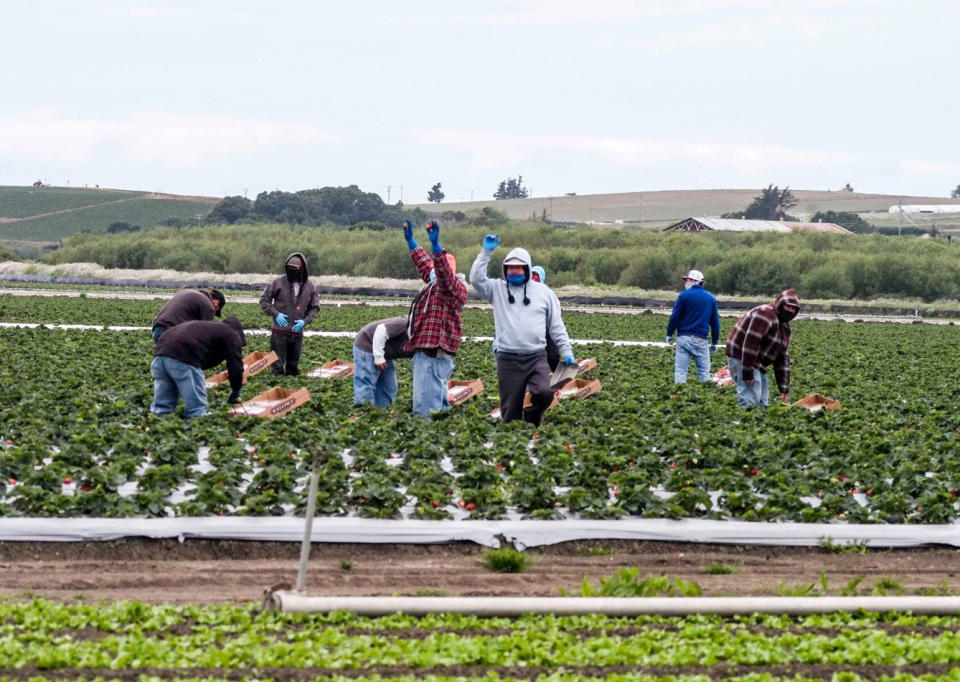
[
  {"xmin": 205, "ymin": 350, "xmax": 279, "ymax": 388},
  {"xmin": 711, "ymin": 366, "xmax": 735, "ymax": 387},
  {"xmin": 447, "ymin": 379, "xmax": 484, "ymax": 406},
  {"xmin": 229, "ymin": 386, "xmax": 311, "ymax": 419},
  {"xmin": 556, "ymin": 378, "xmax": 602, "ymax": 400},
  {"xmin": 307, "ymin": 360, "xmax": 355, "ymax": 379},
  {"xmin": 490, "ymin": 392, "xmax": 559, "ymax": 420},
  {"xmin": 793, "ymin": 393, "xmax": 841, "ymax": 412},
  {"xmin": 576, "ymin": 358, "xmax": 598, "ymax": 376}
]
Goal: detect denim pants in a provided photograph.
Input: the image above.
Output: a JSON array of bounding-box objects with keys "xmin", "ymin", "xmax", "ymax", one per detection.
[
  {"xmin": 150, "ymin": 356, "xmax": 209, "ymax": 418},
  {"xmin": 352, "ymin": 346, "xmax": 398, "ymax": 408},
  {"xmin": 727, "ymin": 356, "xmax": 769, "ymax": 407},
  {"xmin": 674, "ymin": 335, "xmax": 711, "ymax": 383},
  {"xmin": 412, "ymin": 350, "xmax": 454, "ymax": 419}
]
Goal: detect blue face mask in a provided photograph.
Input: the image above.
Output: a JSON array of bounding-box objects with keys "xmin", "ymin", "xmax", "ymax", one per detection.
[{"xmin": 506, "ymin": 274, "xmax": 526, "ymax": 286}]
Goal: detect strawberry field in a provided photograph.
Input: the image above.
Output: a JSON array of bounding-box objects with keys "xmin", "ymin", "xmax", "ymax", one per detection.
[
  {"xmin": 2, "ymin": 293, "xmax": 960, "ymax": 525},
  {"xmin": 5, "ymin": 598, "xmax": 960, "ymax": 681}
]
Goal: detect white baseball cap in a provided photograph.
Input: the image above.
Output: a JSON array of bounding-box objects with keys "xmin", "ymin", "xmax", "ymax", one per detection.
[{"xmin": 683, "ymin": 269, "xmax": 705, "ymax": 283}]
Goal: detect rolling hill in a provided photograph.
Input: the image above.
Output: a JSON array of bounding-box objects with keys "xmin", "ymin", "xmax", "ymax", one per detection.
[
  {"xmin": 0, "ymin": 186, "xmax": 219, "ymax": 241},
  {"xmin": 411, "ymin": 189, "xmax": 960, "ymax": 226}
]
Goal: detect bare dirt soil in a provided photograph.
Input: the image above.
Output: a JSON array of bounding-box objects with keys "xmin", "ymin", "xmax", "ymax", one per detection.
[{"xmin": 0, "ymin": 540, "xmax": 956, "ymax": 604}]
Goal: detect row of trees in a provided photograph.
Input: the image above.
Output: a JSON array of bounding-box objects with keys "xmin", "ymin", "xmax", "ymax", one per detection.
[
  {"xmin": 205, "ymin": 185, "xmax": 425, "ymax": 228},
  {"xmin": 426, "ymin": 176, "xmax": 530, "ymax": 203}
]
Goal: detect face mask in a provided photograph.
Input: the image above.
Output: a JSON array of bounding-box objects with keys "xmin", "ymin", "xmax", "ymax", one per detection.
[
  {"xmin": 777, "ymin": 306, "xmax": 797, "ymax": 323},
  {"xmin": 506, "ymin": 274, "xmax": 526, "ymax": 286},
  {"xmin": 285, "ymin": 266, "xmax": 300, "ymax": 283},
  {"xmin": 684, "ymin": 281, "xmax": 695, "ymax": 290},
  {"xmin": 428, "ymin": 269, "xmax": 436, "ymax": 283}
]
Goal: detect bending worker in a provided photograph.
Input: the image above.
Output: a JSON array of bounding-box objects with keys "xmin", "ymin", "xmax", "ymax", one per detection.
[
  {"xmin": 470, "ymin": 234, "xmax": 576, "ymax": 425},
  {"xmin": 152, "ymin": 288, "xmax": 225, "ymax": 342},
  {"xmin": 353, "ymin": 316, "xmax": 413, "ymax": 408}
]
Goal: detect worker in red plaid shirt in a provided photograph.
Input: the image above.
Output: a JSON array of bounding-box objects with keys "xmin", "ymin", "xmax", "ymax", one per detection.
[
  {"xmin": 725, "ymin": 288, "xmax": 800, "ymax": 407},
  {"xmin": 401, "ymin": 219, "xmax": 468, "ymax": 418}
]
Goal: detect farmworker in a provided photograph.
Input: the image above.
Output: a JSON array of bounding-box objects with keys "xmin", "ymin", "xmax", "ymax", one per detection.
[
  {"xmin": 402, "ymin": 219, "xmax": 468, "ymax": 418},
  {"xmin": 151, "ymin": 288, "xmax": 225, "ymax": 343},
  {"xmin": 492, "ymin": 264, "xmax": 562, "ymax": 371},
  {"xmin": 259, "ymin": 253, "xmax": 320, "ymax": 376},
  {"xmin": 353, "ymin": 315, "xmax": 413, "ymax": 408},
  {"xmin": 665, "ymin": 269, "xmax": 721, "ymax": 383},
  {"xmin": 725, "ymin": 288, "xmax": 800, "ymax": 408},
  {"xmin": 151, "ymin": 317, "xmax": 246, "ymax": 419},
  {"xmin": 470, "ymin": 235, "xmax": 576, "ymax": 425}
]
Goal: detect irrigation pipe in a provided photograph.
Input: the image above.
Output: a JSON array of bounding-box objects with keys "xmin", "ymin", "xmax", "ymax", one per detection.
[{"xmin": 266, "ymin": 593, "xmax": 960, "ymax": 616}]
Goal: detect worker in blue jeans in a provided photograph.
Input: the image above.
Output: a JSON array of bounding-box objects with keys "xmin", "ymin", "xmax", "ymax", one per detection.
[{"xmin": 665, "ymin": 269, "xmax": 720, "ymax": 383}]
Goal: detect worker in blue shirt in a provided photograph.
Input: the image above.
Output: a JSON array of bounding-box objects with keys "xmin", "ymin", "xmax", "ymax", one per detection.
[{"xmin": 665, "ymin": 269, "xmax": 721, "ymax": 383}]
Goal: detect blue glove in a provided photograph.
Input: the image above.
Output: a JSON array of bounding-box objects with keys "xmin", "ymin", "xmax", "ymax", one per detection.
[
  {"xmin": 426, "ymin": 220, "xmax": 442, "ymax": 254},
  {"xmin": 403, "ymin": 219, "xmax": 418, "ymax": 250},
  {"xmin": 483, "ymin": 234, "xmax": 501, "ymax": 251},
  {"xmin": 275, "ymin": 312, "xmax": 288, "ymax": 328},
  {"xmin": 562, "ymin": 354, "xmax": 577, "ymax": 366},
  {"xmin": 292, "ymin": 319, "xmax": 306, "ymax": 333},
  {"xmin": 711, "ymin": 343, "xmax": 718, "ymax": 354},
  {"xmin": 228, "ymin": 389, "xmax": 241, "ymax": 404}
]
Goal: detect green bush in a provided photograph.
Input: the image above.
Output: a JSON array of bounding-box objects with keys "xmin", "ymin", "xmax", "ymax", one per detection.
[{"xmin": 482, "ymin": 548, "xmax": 532, "ymax": 573}]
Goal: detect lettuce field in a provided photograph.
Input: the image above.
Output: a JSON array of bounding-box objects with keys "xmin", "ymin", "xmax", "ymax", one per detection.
[
  {"xmin": 2, "ymin": 293, "xmax": 960, "ymax": 524},
  {"xmin": 5, "ymin": 598, "xmax": 960, "ymax": 681}
]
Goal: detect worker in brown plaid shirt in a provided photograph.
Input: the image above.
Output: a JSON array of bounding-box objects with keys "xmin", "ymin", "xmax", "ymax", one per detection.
[{"xmin": 401, "ymin": 219, "xmax": 468, "ymax": 418}]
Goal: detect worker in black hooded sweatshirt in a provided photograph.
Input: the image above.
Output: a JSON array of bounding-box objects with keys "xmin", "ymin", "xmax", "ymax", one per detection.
[{"xmin": 259, "ymin": 252, "xmax": 320, "ymax": 375}]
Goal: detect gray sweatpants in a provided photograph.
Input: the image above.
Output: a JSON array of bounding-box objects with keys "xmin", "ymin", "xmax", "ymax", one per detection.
[{"xmin": 496, "ymin": 350, "xmax": 553, "ymax": 425}]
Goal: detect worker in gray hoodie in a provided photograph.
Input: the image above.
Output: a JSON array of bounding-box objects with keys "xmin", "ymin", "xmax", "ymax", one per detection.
[
  {"xmin": 259, "ymin": 252, "xmax": 320, "ymax": 376},
  {"xmin": 470, "ymin": 234, "xmax": 576, "ymax": 425}
]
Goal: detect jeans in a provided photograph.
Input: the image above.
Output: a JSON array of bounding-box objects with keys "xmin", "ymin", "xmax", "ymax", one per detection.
[
  {"xmin": 412, "ymin": 350, "xmax": 454, "ymax": 419},
  {"xmin": 152, "ymin": 326, "xmax": 167, "ymax": 343},
  {"xmin": 150, "ymin": 356, "xmax": 209, "ymax": 419},
  {"xmin": 674, "ymin": 335, "xmax": 710, "ymax": 383},
  {"xmin": 353, "ymin": 346, "xmax": 398, "ymax": 408},
  {"xmin": 727, "ymin": 356, "xmax": 769, "ymax": 408}
]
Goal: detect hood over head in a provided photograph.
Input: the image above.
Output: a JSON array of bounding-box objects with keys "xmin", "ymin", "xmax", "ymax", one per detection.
[
  {"xmin": 209, "ymin": 289, "xmax": 226, "ymax": 317},
  {"xmin": 774, "ymin": 288, "xmax": 800, "ymax": 323},
  {"xmin": 222, "ymin": 316, "xmax": 246, "ymax": 346},
  {"xmin": 501, "ymin": 247, "xmax": 532, "ymax": 283},
  {"xmin": 284, "ymin": 252, "xmax": 309, "ymax": 283},
  {"xmin": 530, "ymin": 265, "xmax": 546, "ymax": 284}
]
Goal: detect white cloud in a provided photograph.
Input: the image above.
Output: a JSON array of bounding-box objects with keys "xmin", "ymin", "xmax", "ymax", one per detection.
[
  {"xmin": 0, "ymin": 111, "xmax": 337, "ymax": 167},
  {"xmin": 901, "ymin": 160, "xmax": 960, "ymax": 175},
  {"xmin": 411, "ymin": 129, "xmax": 853, "ymax": 173}
]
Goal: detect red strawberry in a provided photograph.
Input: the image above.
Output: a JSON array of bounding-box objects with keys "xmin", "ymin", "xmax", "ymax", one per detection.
[
  {"xmin": 670, "ymin": 462, "xmax": 677, "ymax": 470},
  {"xmin": 4, "ymin": 439, "xmax": 13, "ymax": 446},
  {"xmin": 565, "ymin": 444, "xmax": 575, "ymax": 451},
  {"xmin": 533, "ymin": 433, "xmax": 541, "ymax": 439},
  {"xmin": 431, "ymin": 500, "xmax": 440, "ymax": 508},
  {"xmin": 749, "ymin": 468, "xmax": 759, "ymax": 476},
  {"xmin": 458, "ymin": 500, "xmax": 466, "ymax": 508},
  {"xmin": 7, "ymin": 478, "xmax": 16, "ymax": 485},
  {"xmin": 63, "ymin": 477, "xmax": 72, "ymax": 485},
  {"xmin": 465, "ymin": 502, "xmax": 475, "ymax": 511},
  {"xmin": 445, "ymin": 488, "xmax": 453, "ymax": 495},
  {"xmin": 80, "ymin": 484, "xmax": 91, "ymax": 492}
]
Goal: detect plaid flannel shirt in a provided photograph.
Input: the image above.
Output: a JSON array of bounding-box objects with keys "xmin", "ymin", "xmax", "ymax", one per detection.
[
  {"xmin": 402, "ymin": 246, "xmax": 468, "ymax": 355},
  {"xmin": 725, "ymin": 289, "xmax": 799, "ymax": 394}
]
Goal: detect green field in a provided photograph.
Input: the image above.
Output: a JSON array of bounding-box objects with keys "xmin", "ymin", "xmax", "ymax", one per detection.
[
  {"xmin": 0, "ymin": 186, "xmax": 218, "ymax": 241},
  {"xmin": 3, "ymin": 295, "xmax": 960, "ymax": 523},
  {"xmin": 5, "ymin": 599, "xmax": 960, "ymax": 680}
]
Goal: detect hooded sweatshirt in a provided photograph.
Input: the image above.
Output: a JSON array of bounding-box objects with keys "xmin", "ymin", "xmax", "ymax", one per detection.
[
  {"xmin": 155, "ymin": 319, "xmax": 246, "ymax": 391},
  {"xmin": 259, "ymin": 252, "xmax": 320, "ymax": 336},
  {"xmin": 470, "ymin": 246, "xmax": 573, "ymax": 357},
  {"xmin": 153, "ymin": 289, "xmax": 215, "ymax": 330},
  {"xmin": 725, "ymin": 288, "xmax": 800, "ymax": 394}
]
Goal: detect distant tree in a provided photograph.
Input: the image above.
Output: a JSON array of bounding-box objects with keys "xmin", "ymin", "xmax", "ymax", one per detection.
[
  {"xmin": 106, "ymin": 221, "xmax": 141, "ymax": 234},
  {"xmin": 427, "ymin": 182, "xmax": 445, "ymax": 203},
  {"xmin": 810, "ymin": 210, "xmax": 875, "ymax": 234},
  {"xmin": 742, "ymin": 185, "xmax": 797, "ymax": 220},
  {"xmin": 206, "ymin": 195, "xmax": 252, "ymax": 224},
  {"xmin": 493, "ymin": 176, "xmax": 529, "ymax": 200},
  {"xmin": 252, "ymin": 191, "xmax": 308, "ymax": 224},
  {"xmin": 951, "ymin": 185, "xmax": 960, "ymax": 199},
  {"xmin": 843, "ymin": 183, "xmax": 854, "ymax": 192}
]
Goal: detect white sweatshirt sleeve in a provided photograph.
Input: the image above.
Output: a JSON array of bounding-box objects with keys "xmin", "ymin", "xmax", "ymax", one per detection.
[
  {"xmin": 469, "ymin": 248, "xmax": 496, "ymax": 301},
  {"xmin": 371, "ymin": 323, "xmax": 388, "ymax": 365}
]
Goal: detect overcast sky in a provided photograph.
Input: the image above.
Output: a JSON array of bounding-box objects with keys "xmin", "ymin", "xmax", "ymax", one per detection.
[{"xmin": 2, "ymin": 0, "xmax": 958, "ymax": 202}]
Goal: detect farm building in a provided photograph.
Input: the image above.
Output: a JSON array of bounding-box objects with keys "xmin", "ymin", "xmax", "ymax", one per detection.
[{"xmin": 664, "ymin": 216, "xmax": 853, "ymax": 234}]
